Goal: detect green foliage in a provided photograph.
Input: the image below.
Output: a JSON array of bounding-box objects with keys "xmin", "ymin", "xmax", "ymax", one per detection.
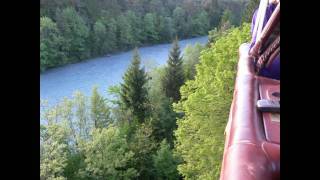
[
  {"xmin": 173, "ymin": 7, "xmax": 187, "ymax": 38},
  {"xmin": 242, "ymin": 0, "xmax": 260, "ymax": 23},
  {"xmin": 90, "ymin": 86, "xmax": 111, "ymax": 128},
  {"xmin": 174, "ymin": 23, "xmax": 251, "ymax": 179},
  {"xmin": 116, "ymin": 14, "xmax": 135, "ymax": 49},
  {"xmin": 183, "ymin": 43, "xmax": 205, "ymax": 80},
  {"xmin": 56, "ymin": 7, "xmax": 90, "ymax": 62},
  {"xmin": 79, "ymin": 127, "xmax": 138, "ymax": 179},
  {"xmin": 91, "ymin": 20, "xmax": 107, "ymax": 56},
  {"xmin": 126, "ymin": 10, "xmax": 143, "ymax": 46},
  {"xmin": 162, "ymin": 38, "xmax": 185, "ymax": 102},
  {"xmin": 148, "ymin": 67, "xmax": 179, "ymax": 146},
  {"xmin": 153, "ymin": 139, "xmax": 180, "ymax": 180},
  {"xmin": 40, "ymin": 16, "xmax": 64, "ymax": 72},
  {"xmin": 158, "ymin": 16, "xmax": 175, "ymax": 42},
  {"xmin": 219, "ymin": 9, "xmax": 233, "ymax": 31},
  {"xmin": 191, "ymin": 11, "xmax": 210, "ymax": 36},
  {"xmin": 120, "ymin": 48, "xmax": 150, "ymax": 123},
  {"xmin": 73, "ymin": 91, "xmax": 91, "ymax": 142},
  {"xmin": 143, "ymin": 13, "xmax": 160, "ymax": 43},
  {"xmin": 129, "ymin": 123, "xmax": 157, "ymax": 179},
  {"xmin": 40, "ymin": 122, "xmax": 70, "ymax": 180}
]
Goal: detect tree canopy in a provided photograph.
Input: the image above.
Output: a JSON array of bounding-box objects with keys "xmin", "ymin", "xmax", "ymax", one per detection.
[{"xmin": 40, "ymin": 0, "xmax": 247, "ymax": 72}]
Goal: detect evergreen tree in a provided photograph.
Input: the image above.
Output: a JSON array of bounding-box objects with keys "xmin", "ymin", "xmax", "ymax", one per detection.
[
  {"xmin": 120, "ymin": 48, "xmax": 150, "ymax": 123},
  {"xmin": 162, "ymin": 38, "xmax": 185, "ymax": 102},
  {"xmin": 90, "ymin": 86, "xmax": 111, "ymax": 129},
  {"xmin": 148, "ymin": 67, "xmax": 178, "ymax": 145},
  {"xmin": 153, "ymin": 139, "xmax": 180, "ymax": 180}
]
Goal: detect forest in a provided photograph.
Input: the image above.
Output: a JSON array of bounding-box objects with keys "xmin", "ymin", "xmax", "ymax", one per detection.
[
  {"xmin": 40, "ymin": 0, "xmax": 248, "ymax": 72},
  {"xmin": 40, "ymin": 0, "xmax": 259, "ymax": 179}
]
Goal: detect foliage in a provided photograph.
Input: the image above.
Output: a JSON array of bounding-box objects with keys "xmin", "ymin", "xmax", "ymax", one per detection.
[
  {"xmin": 143, "ymin": 13, "xmax": 160, "ymax": 43},
  {"xmin": 40, "ymin": 0, "xmax": 247, "ymax": 71},
  {"xmin": 120, "ymin": 48, "xmax": 150, "ymax": 123},
  {"xmin": 56, "ymin": 7, "xmax": 90, "ymax": 62},
  {"xmin": 79, "ymin": 127, "xmax": 138, "ymax": 179},
  {"xmin": 90, "ymin": 86, "xmax": 111, "ymax": 128},
  {"xmin": 129, "ymin": 123, "xmax": 157, "ymax": 179},
  {"xmin": 242, "ymin": 0, "xmax": 260, "ymax": 23},
  {"xmin": 162, "ymin": 38, "xmax": 185, "ymax": 102},
  {"xmin": 40, "ymin": 122, "xmax": 69, "ymax": 180},
  {"xmin": 148, "ymin": 67, "xmax": 178, "ymax": 146},
  {"xmin": 174, "ymin": 23, "xmax": 251, "ymax": 179},
  {"xmin": 40, "ymin": 16, "xmax": 64, "ymax": 72},
  {"xmin": 183, "ymin": 43, "xmax": 205, "ymax": 80},
  {"xmin": 153, "ymin": 139, "xmax": 180, "ymax": 180}
]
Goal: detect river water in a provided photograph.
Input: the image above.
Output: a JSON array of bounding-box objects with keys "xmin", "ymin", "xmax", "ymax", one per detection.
[{"xmin": 40, "ymin": 36, "xmax": 208, "ymax": 106}]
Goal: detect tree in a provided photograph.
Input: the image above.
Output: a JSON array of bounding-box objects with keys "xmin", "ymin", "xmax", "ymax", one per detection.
[
  {"xmin": 116, "ymin": 15, "xmax": 135, "ymax": 49},
  {"xmin": 103, "ymin": 17, "xmax": 118, "ymax": 52},
  {"xmin": 143, "ymin": 13, "xmax": 159, "ymax": 43},
  {"xmin": 191, "ymin": 10, "xmax": 210, "ymax": 36},
  {"xmin": 120, "ymin": 48, "xmax": 150, "ymax": 123},
  {"xmin": 183, "ymin": 43, "xmax": 204, "ymax": 80},
  {"xmin": 173, "ymin": 7, "xmax": 187, "ymax": 38},
  {"xmin": 40, "ymin": 123, "xmax": 69, "ymax": 180},
  {"xmin": 242, "ymin": 0, "xmax": 260, "ymax": 23},
  {"xmin": 161, "ymin": 38, "xmax": 185, "ymax": 102},
  {"xmin": 92, "ymin": 20, "xmax": 107, "ymax": 56},
  {"xmin": 129, "ymin": 123, "xmax": 157, "ymax": 179},
  {"xmin": 219, "ymin": 9, "xmax": 233, "ymax": 31},
  {"xmin": 56, "ymin": 7, "xmax": 89, "ymax": 62},
  {"xmin": 174, "ymin": 23, "xmax": 251, "ymax": 179},
  {"xmin": 90, "ymin": 86, "xmax": 111, "ymax": 129},
  {"xmin": 153, "ymin": 139, "xmax": 180, "ymax": 180},
  {"xmin": 73, "ymin": 91, "xmax": 91, "ymax": 142},
  {"xmin": 40, "ymin": 16, "xmax": 64, "ymax": 71},
  {"xmin": 79, "ymin": 127, "xmax": 138, "ymax": 179},
  {"xmin": 158, "ymin": 16, "xmax": 175, "ymax": 42},
  {"xmin": 148, "ymin": 67, "xmax": 178, "ymax": 145},
  {"xmin": 126, "ymin": 10, "xmax": 143, "ymax": 46}
]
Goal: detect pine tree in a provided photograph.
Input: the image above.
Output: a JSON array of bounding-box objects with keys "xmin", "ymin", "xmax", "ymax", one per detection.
[
  {"xmin": 120, "ymin": 48, "xmax": 149, "ymax": 123},
  {"xmin": 162, "ymin": 37, "xmax": 185, "ymax": 102}
]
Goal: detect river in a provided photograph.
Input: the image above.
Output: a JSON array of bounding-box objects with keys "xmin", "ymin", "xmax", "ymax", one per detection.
[{"xmin": 40, "ymin": 36, "xmax": 208, "ymax": 106}]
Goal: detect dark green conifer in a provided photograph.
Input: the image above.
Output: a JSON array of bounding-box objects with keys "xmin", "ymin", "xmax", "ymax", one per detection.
[
  {"xmin": 162, "ymin": 37, "xmax": 185, "ymax": 102},
  {"xmin": 120, "ymin": 48, "xmax": 149, "ymax": 123}
]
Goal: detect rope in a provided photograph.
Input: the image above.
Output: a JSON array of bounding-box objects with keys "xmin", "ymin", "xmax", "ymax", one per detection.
[{"xmin": 256, "ymin": 35, "xmax": 280, "ymax": 74}]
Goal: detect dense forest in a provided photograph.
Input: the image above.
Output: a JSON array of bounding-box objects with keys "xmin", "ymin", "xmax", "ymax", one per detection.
[
  {"xmin": 40, "ymin": 0, "xmax": 259, "ymax": 179},
  {"xmin": 40, "ymin": 0, "xmax": 249, "ymax": 72}
]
